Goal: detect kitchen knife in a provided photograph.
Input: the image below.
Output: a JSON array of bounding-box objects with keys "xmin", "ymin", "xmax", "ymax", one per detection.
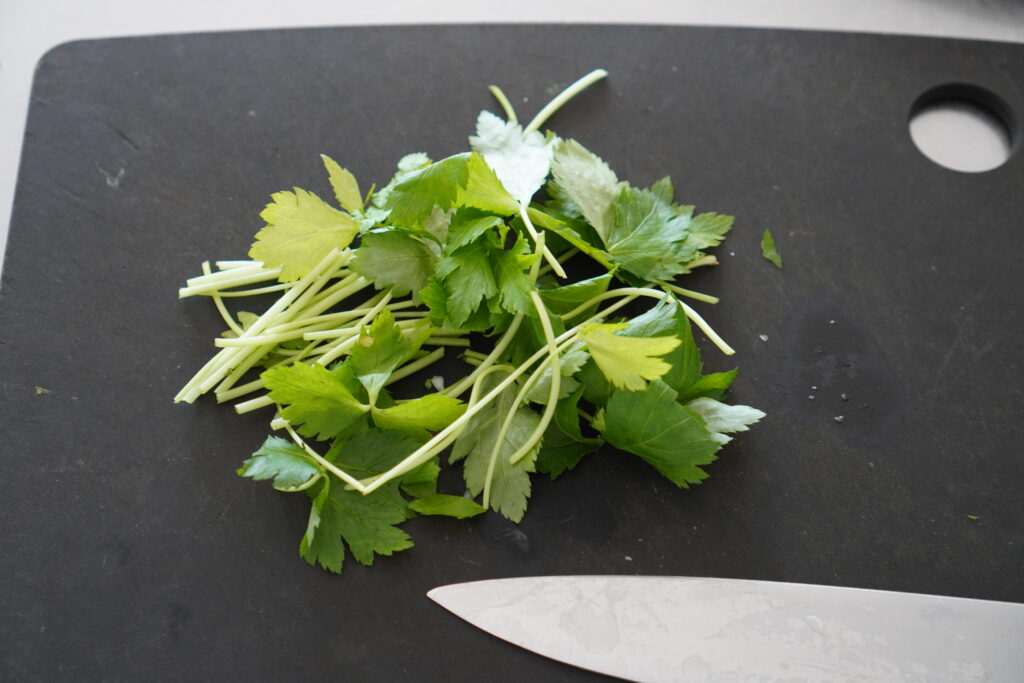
[{"xmin": 428, "ymin": 576, "xmax": 1024, "ymax": 682}]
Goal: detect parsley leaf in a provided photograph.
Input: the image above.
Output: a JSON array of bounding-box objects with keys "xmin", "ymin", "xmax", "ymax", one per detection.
[
  {"xmin": 350, "ymin": 229, "xmax": 437, "ymax": 297},
  {"xmin": 299, "ymin": 429, "xmax": 420, "ymax": 572},
  {"xmin": 536, "ymin": 385, "xmax": 602, "ymax": 479},
  {"xmin": 605, "ymin": 185, "xmax": 698, "ymax": 282},
  {"xmin": 348, "ymin": 310, "xmax": 427, "ymax": 404},
  {"xmin": 262, "ymin": 363, "xmax": 368, "ymax": 440},
  {"xmin": 321, "ymin": 154, "xmax": 363, "ymax": 213},
  {"xmin": 621, "ymin": 297, "xmax": 702, "ymax": 393},
  {"xmin": 372, "ymin": 393, "xmax": 467, "ymax": 435},
  {"xmin": 550, "ymin": 138, "xmax": 622, "ymax": 242},
  {"xmin": 686, "ymin": 212, "xmax": 733, "ymax": 250},
  {"xmin": 434, "ymin": 241, "xmax": 499, "ymax": 327},
  {"xmin": 686, "ymin": 397, "xmax": 765, "ymax": 444},
  {"xmin": 238, "ymin": 436, "xmax": 320, "ymax": 490},
  {"xmin": 456, "ymin": 152, "xmax": 519, "ymax": 215},
  {"xmin": 408, "ymin": 494, "xmax": 486, "ymax": 519},
  {"xmin": 469, "ymin": 110, "xmax": 554, "ymax": 204},
  {"xmin": 580, "ymin": 322, "xmax": 681, "ymax": 391},
  {"xmin": 602, "ymin": 379, "xmax": 720, "ymax": 488},
  {"xmin": 384, "ymin": 154, "xmax": 469, "ymax": 227},
  {"xmin": 249, "ymin": 188, "xmax": 359, "ymax": 281},
  {"xmin": 677, "ymin": 369, "xmax": 738, "ymax": 403},
  {"xmin": 761, "ymin": 228, "xmax": 783, "ymax": 268},
  {"xmin": 451, "ymin": 369, "xmax": 539, "ymax": 522}
]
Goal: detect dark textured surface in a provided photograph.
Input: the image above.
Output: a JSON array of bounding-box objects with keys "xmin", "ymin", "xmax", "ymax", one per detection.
[{"xmin": 1, "ymin": 24, "xmax": 1023, "ymax": 681}]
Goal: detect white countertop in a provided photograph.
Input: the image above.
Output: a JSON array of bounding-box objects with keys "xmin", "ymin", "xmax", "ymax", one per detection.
[{"xmin": 2, "ymin": 0, "xmax": 1023, "ymax": 274}]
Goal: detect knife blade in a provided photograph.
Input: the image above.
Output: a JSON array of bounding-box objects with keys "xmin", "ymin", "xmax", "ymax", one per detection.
[{"xmin": 428, "ymin": 576, "xmax": 1024, "ymax": 682}]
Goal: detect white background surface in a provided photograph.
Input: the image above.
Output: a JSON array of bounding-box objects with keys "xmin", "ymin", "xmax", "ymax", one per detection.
[{"xmin": 2, "ymin": 0, "xmax": 1023, "ymax": 273}]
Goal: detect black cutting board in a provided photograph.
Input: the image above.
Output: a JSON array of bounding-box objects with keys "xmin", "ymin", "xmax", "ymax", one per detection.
[{"xmin": 2, "ymin": 24, "xmax": 1022, "ymax": 681}]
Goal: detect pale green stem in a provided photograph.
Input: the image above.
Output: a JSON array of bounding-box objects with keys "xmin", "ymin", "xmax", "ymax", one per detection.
[
  {"xmin": 235, "ymin": 394, "xmax": 274, "ymax": 414},
  {"xmin": 175, "ymin": 249, "xmax": 344, "ymax": 402},
  {"xmin": 214, "ymin": 260, "xmax": 261, "ymax": 269},
  {"xmin": 179, "ymin": 266, "xmax": 284, "ymax": 297},
  {"xmin": 508, "ymin": 291, "xmax": 561, "ymax": 465},
  {"xmin": 676, "ymin": 299, "xmax": 735, "ymax": 355},
  {"xmin": 524, "ymin": 68, "xmax": 608, "ymax": 134},
  {"xmin": 185, "ymin": 262, "xmax": 269, "ymax": 285},
  {"xmin": 538, "ymin": 247, "xmax": 580, "ymax": 277},
  {"xmin": 212, "ymin": 343, "xmax": 277, "ymax": 395},
  {"xmin": 386, "ymin": 348, "xmax": 445, "ymax": 385},
  {"xmin": 442, "ymin": 314, "xmax": 523, "ymax": 399},
  {"xmin": 285, "ymin": 425, "xmax": 369, "ymax": 493},
  {"xmin": 315, "ymin": 289, "xmax": 393, "ymax": 367},
  {"xmin": 424, "ymin": 337, "xmax": 470, "ymax": 347},
  {"xmin": 216, "ymin": 377, "xmax": 264, "ymax": 403},
  {"xmin": 201, "ymin": 261, "xmax": 244, "ymax": 336},
  {"xmin": 482, "ymin": 291, "xmax": 562, "ymax": 507},
  {"xmin": 277, "ymin": 471, "xmax": 323, "ymax": 493},
  {"xmin": 561, "ymin": 285, "xmax": 735, "ymax": 355},
  {"xmin": 210, "ymin": 283, "xmax": 292, "ymax": 297},
  {"xmin": 488, "ymin": 84, "xmax": 518, "ymax": 124},
  {"xmin": 519, "ymin": 203, "xmax": 565, "ymax": 278},
  {"xmin": 558, "ymin": 287, "xmax": 662, "ymax": 321},
  {"xmin": 659, "ymin": 281, "xmax": 720, "ymax": 305}
]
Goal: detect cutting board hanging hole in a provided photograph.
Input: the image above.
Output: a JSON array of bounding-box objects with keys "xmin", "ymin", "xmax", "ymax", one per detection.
[{"xmin": 909, "ymin": 83, "xmax": 1016, "ymax": 172}]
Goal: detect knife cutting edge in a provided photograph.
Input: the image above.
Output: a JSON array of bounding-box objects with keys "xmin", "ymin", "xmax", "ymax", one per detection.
[{"xmin": 427, "ymin": 576, "xmax": 1024, "ymax": 682}]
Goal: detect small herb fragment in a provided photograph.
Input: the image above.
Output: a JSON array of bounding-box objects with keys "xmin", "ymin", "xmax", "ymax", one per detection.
[{"xmin": 761, "ymin": 228, "xmax": 783, "ymax": 269}]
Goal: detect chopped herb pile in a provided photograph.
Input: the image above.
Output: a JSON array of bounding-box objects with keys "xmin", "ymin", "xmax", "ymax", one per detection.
[{"xmin": 175, "ymin": 70, "xmax": 765, "ymax": 573}]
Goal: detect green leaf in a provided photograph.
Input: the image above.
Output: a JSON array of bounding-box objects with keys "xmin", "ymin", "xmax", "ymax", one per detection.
[
  {"xmin": 328, "ymin": 428, "xmax": 421, "ymax": 479},
  {"xmin": 456, "ymin": 152, "xmax": 519, "ymax": 215},
  {"xmin": 435, "ymin": 241, "xmax": 499, "ymax": 327},
  {"xmin": 686, "ymin": 397, "xmax": 765, "ymax": 445},
  {"xmin": 469, "ymin": 110, "xmax": 554, "ymax": 204},
  {"xmin": 622, "ymin": 297, "xmax": 702, "ymax": 394},
  {"xmin": 490, "ymin": 235, "xmax": 535, "ymax": 315},
  {"xmin": 372, "ymin": 393, "xmax": 467, "ymax": 434},
  {"xmin": 262, "ymin": 363, "xmax": 368, "ymax": 440},
  {"xmin": 238, "ymin": 436, "xmax": 320, "ymax": 491},
  {"xmin": 761, "ymin": 229, "xmax": 783, "ymax": 269},
  {"xmin": 299, "ymin": 430, "xmax": 422, "ymax": 572},
  {"xmin": 538, "ymin": 273, "xmax": 612, "ymax": 316},
  {"xmin": 249, "ymin": 188, "xmax": 359, "ymax": 281},
  {"xmin": 580, "ymin": 323, "xmax": 681, "ymax": 392},
  {"xmin": 686, "ymin": 212, "xmax": 733, "ymax": 250},
  {"xmin": 400, "ymin": 457, "xmax": 441, "ymax": 498},
  {"xmin": 299, "ymin": 479, "xmax": 412, "ymax": 573},
  {"xmin": 602, "ymin": 380, "xmax": 720, "ymax": 488},
  {"xmin": 525, "ymin": 342, "xmax": 589, "ymax": 405},
  {"xmin": 408, "ymin": 494, "xmax": 486, "ymax": 519},
  {"xmin": 536, "ymin": 425, "xmax": 599, "ymax": 479},
  {"xmin": 348, "ymin": 310, "xmax": 421, "ymax": 404},
  {"xmin": 350, "ymin": 230, "xmax": 437, "ymax": 297},
  {"xmin": 384, "ymin": 154, "xmax": 469, "ymax": 227},
  {"xmin": 677, "ymin": 369, "xmax": 738, "ymax": 403},
  {"xmin": 526, "ymin": 207, "xmax": 616, "ymax": 272},
  {"xmin": 451, "ymin": 369, "xmax": 539, "ymax": 522},
  {"xmin": 445, "ymin": 208, "xmax": 504, "ymax": 251},
  {"xmin": 321, "ymin": 154, "xmax": 363, "ymax": 212},
  {"xmin": 606, "ymin": 185, "xmax": 697, "ymax": 282},
  {"xmin": 550, "ymin": 139, "xmax": 622, "ymax": 242},
  {"xmin": 576, "ymin": 356, "xmax": 613, "ymax": 407}
]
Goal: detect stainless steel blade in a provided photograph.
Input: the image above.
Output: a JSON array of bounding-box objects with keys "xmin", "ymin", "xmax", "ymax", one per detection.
[{"xmin": 428, "ymin": 576, "xmax": 1024, "ymax": 682}]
